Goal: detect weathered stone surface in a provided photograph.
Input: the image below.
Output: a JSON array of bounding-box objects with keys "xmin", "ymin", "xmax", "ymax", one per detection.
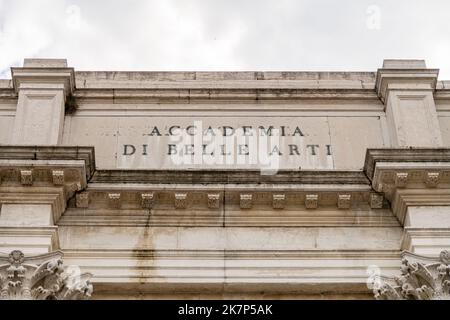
[
  {"xmin": 207, "ymin": 193, "xmax": 220, "ymax": 209},
  {"xmin": 108, "ymin": 193, "xmax": 121, "ymax": 209},
  {"xmin": 52, "ymin": 170, "xmax": 65, "ymax": 185},
  {"xmin": 1, "ymin": 59, "xmax": 450, "ymax": 299},
  {"xmin": 174, "ymin": 193, "xmax": 188, "ymax": 209},
  {"xmin": 76, "ymin": 192, "xmax": 89, "ymax": 208},
  {"xmin": 141, "ymin": 193, "xmax": 154, "ymax": 209},
  {"xmin": 20, "ymin": 170, "xmax": 32, "ymax": 185},
  {"xmin": 376, "ymin": 59, "xmax": 442, "ymax": 147},
  {"xmin": 240, "ymin": 194, "xmax": 253, "ymax": 209},
  {"xmin": 305, "ymin": 194, "xmax": 318, "ymax": 209},
  {"xmin": 425, "ymin": 172, "xmax": 440, "ymax": 187},
  {"xmin": 395, "ymin": 172, "xmax": 408, "ymax": 188},
  {"xmin": 10, "ymin": 59, "xmax": 75, "ymax": 146},
  {"xmin": 337, "ymin": 194, "xmax": 351, "ymax": 209},
  {"xmin": 272, "ymin": 194, "xmax": 285, "ymax": 209},
  {"xmin": 369, "ymin": 193, "xmax": 383, "ymax": 209}
]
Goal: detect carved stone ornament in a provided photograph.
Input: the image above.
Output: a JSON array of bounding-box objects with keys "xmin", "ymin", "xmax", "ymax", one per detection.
[
  {"xmin": 372, "ymin": 250, "xmax": 450, "ymax": 300},
  {"xmin": 337, "ymin": 194, "xmax": 351, "ymax": 209},
  {"xmin": 305, "ymin": 194, "xmax": 318, "ymax": 209},
  {"xmin": 207, "ymin": 193, "xmax": 220, "ymax": 209},
  {"xmin": 174, "ymin": 193, "xmax": 188, "ymax": 209},
  {"xmin": 20, "ymin": 170, "xmax": 33, "ymax": 185},
  {"xmin": 272, "ymin": 194, "xmax": 286, "ymax": 209},
  {"xmin": 369, "ymin": 193, "xmax": 383, "ymax": 209},
  {"xmin": 76, "ymin": 192, "xmax": 89, "ymax": 208},
  {"xmin": 240, "ymin": 194, "xmax": 253, "ymax": 209},
  {"xmin": 52, "ymin": 170, "xmax": 65, "ymax": 185},
  {"xmin": 141, "ymin": 193, "xmax": 155, "ymax": 209},
  {"xmin": 108, "ymin": 193, "xmax": 121, "ymax": 209},
  {"xmin": 425, "ymin": 172, "xmax": 440, "ymax": 187},
  {"xmin": 0, "ymin": 250, "xmax": 93, "ymax": 300},
  {"xmin": 395, "ymin": 172, "xmax": 408, "ymax": 188}
]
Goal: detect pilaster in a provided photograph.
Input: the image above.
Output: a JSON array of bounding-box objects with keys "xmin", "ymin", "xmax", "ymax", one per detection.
[
  {"xmin": 376, "ymin": 59, "xmax": 442, "ymax": 147},
  {"xmin": 10, "ymin": 59, "xmax": 75, "ymax": 145}
]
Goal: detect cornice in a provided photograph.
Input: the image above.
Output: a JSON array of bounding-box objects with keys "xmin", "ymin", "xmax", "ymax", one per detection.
[
  {"xmin": 0, "ymin": 146, "xmax": 96, "ymax": 180},
  {"xmin": 364, "ymin": 148, "xmax": 450, "ymax": 224},
  {"xmin": 62, "ymin": 172, "xmax": 390, "ymax": 227},
  {"xmin": 75, "ymin": 70, "xmax": 377, "ymax": 87},
  {"xmin": 0, "ymin": 146, "xmax": 96, "ymax": 223},
  {"xmin": 92, "ymin": 169, "xmax": 368, "ymax": 184},
  {"xmin": 391, "ymin": 189, "xmax": 450, "ymax": 224},
  {"xmin": 364, "ymin": 148, "xmax": 450, "ymax": 180},
  {"xmin": 401, "ymin": 227, "xmax": 450, "ymax": 252},
  {"xmin": 73, "ymin": 87, "xmax": 380, "ymax": 103},
  {"xmin": 11, "ymin": 67, "xmax": 76, "ymax": 96},
  {"xmin": 375, "ymin": 67, "xmax": 439, "ymax": 103}
]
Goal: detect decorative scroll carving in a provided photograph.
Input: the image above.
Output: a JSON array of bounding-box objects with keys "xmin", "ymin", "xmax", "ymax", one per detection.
[
  {"xmin": 240, "ymin": 194, "xmax": 253, "ymax": 209},
  {"xmin": 20, "ymin": 170, "xmax": 33, "ymax": 185},
  {"xmin": 395, "ymin": 172, "xmax": 408, "ymax": 188},
  {"xmin": 337, "ymin": 194, "xmax": 351, "ymax": 209},
  {"xmin": 425, "ymin": 172, "xmax": 440, "ymax": 187},
  {"xmin": 141, "ymin": 193, "xmax": 154, "ymax": 209},
  {"xmin": 76, "ymin": 192, "xmax": 89, "ymax": 208},
  {"xmin": 369, "ymin": 193, "xmax": 383, "ymax": 209},
  {"xmin": 272, "ymin": 194, "xmax": 285, "ymax": 209},
  {"xmin": 52, "ymin": 170, "xmax": 65, "ymax": 185},
  {"xmin": 372, "ymin": 250, "xmax": 450, "ymax": 300},
  {"xmin": 0, "ymin": 250, "xmax": 93, "ymax": 300},
  {"xmin": 174, "ymin": 193, "xmax": 188, "ymax": 209},
  {"xmin": 305, "ymin": 194, "xmax": 318, "ymax": 209},
  {"xmin": 207, "ymin": 193, "xmax": 220, "ymax": 209},
  {"xmin": 108, "ymin": 193, "xmax": 121, "ymax": 209}
]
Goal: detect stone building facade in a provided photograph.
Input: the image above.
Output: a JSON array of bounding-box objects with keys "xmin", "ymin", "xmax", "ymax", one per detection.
[{"xmin": 0, "ymin": 58, "xmax": 449, "ymax": 299}]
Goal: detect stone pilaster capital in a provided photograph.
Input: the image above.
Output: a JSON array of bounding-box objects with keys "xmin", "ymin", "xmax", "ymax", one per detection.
[
  {"xmin": 375, "ymin": 59, "xmax": 439, "ymax": 103},
  {"xmin": 11, "ymin": 59, "xmax": 75, "ymax": 97}
]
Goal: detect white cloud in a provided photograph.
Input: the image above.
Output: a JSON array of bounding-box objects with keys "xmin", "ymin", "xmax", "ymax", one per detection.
[{"xmin": 0, "ymin": 0, "xmax": 450, "ymax": 78}]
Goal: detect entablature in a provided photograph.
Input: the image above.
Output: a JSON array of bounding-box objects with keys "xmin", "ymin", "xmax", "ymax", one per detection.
[
  {"xmin": 365, "ymin": 148, "xmax": 450, "ymax": 224},
  {"xmin": 0, "ymin": 146, "xmax": 95, "ymax": 223}
]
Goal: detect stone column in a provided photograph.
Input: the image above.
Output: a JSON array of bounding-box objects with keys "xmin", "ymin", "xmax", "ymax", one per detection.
[
  {"xmin": 376, "ymin": 59, "xmax": 442, "ymax": 147},
  {"xmin": 10, "ymin": 59, "xmax": 75, "ymax": 145}
]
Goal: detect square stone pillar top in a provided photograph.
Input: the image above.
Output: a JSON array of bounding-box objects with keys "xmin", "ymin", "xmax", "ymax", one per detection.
[
  {"xmin": 376, "ymin": 59, "xmax": 439, "ymax": 103},
  {"xmin": 23, "ymin": 58, "xmax": 68, "ymax": 68},
  {"xmin": 11, "ymin": 58, "xmax": 75, "ymax": 95},
  {"xmin": 382, "ymin": 59, "xmax": 427, "ymax": 69}
]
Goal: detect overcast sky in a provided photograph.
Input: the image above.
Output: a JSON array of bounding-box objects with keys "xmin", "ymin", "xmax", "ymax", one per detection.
[{"xmin": 1, "ymin": 0, "xmax": 450, "ymax": 79}]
